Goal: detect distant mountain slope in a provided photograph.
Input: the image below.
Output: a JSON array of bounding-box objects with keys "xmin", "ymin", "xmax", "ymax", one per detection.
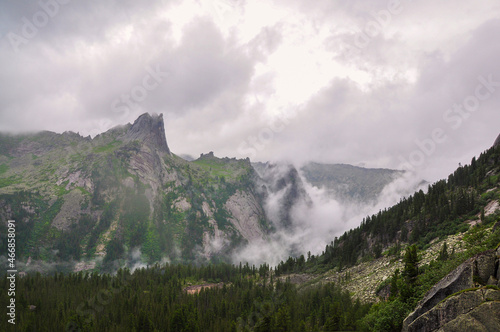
[{"xmin": 301, "ymin": 162, "xmax": 404, "ymax": 203}]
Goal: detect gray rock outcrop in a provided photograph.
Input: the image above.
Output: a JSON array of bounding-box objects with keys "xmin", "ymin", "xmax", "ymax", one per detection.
[
  {"xmin": 407, "ymin": 288, "xmax": 500, "ymax": 332},
  {"xmin": 403, "ymin": 249, "xmax": 500, "ymax": 332},
  {"xmin": 494, "ymin": 133, "xmax": 500, "ymax": 147},
  {"xmin": 225, "ymin": 190, "xmax": 267, "ymax": 241},
  {"xmin": 125, "ymin": 113, "xmax": 171, "ymax": 154}
]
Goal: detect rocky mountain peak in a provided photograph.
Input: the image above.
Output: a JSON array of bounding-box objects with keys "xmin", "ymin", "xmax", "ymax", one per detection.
[
  {"xmin": 494, "ymin": 133, "xmax": 500, "ymax": 147},
  {"xmin": 126, "ymin": 113, "xmax": 171, "ymax": 154},
  {"xmin": 198, "ymin": 151, "xmax": 215, "ymax": 160}
]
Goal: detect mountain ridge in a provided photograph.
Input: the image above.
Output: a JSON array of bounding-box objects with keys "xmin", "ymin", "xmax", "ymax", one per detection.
[{"xmin": 301, "ymin": 162, "xmax": 405, "ymax": 203}]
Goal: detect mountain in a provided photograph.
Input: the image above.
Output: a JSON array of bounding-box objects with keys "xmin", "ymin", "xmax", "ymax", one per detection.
[
  {"xmin": 0, "ymin": 113, "xmax": 409, "ymax": 271},
  {"xmin": 0, "ymin": 113, "xmax": 272, "ymax": 269},
  {"xmin": 495, "ymin": 133, "xmax": 500, "ymax": 147},
  {"xmin": 301, "ymin": 162, "xmax": 404, "ymax": 203}
]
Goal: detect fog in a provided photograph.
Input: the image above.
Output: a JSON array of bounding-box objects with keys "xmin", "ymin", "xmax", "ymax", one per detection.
[{"xmin": 232, "ymin": 165, "xmax": 426, "ymax": 267}]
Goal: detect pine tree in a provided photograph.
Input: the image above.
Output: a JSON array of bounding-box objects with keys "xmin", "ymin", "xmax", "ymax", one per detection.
[
  {"xmin": 403, "ymin": 245, "xmax": 419, "ymax": 284},
  {"xmin": 390, "ymin": 269, "xmax": 400, "ymax": 300},
  {"xmin": 438, "ymin": 242, "xmax": 449, "ymax": 261}
]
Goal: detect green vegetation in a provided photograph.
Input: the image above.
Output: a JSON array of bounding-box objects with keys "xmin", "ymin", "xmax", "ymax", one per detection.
[
  {"xmin": 192, "ymin": 155, "xmax": 252, "ymax": 185},
  {"xmin": 0, "ymin": 163, "xmax": 8, "ymax": 175},
  {"xmin": 86, "ymin": 201, "xmax": 118, "ymax": 257},
  {"xmin": 142, "ymin": 225, "xmax": 161, "ymax": 263},
  {"xmin": 0, "ymin": 133, "xmax": 24, "ymax": 157},
  {"xmin": 0, "ymin": 175, "xmax": 20, "ymax": 188},
  {"xmin": 27, "ymin": 198, "xmax": 64, "ymax": 260},
  {"xmin": 272, "ymin": 144, "xmax": 500, "ymax": 331},
  {"xmin": 193, "ymin": 158, "xmax": 236, "ymax": 179},
  {"xmin": 55, "ymin": 214, "xmax": 97, "ymax": 261},
  {"xmin": 121, "ymin": 191, "xmax": 150, "ymax": 248},
  {"xmin": 92, "ymin": 140, "xmax": 122, "ymax": 153},
  {"xmin": 55, "ymin": 182, "xmax": 70, "ymax": 196},
  {"xmin": 1, "ymin": 120, "xmax": 499, "ymax": 331}
]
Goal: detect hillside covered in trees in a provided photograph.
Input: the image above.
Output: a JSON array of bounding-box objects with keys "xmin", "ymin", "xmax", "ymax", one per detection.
[{"xmin": 276, "ymin": 143, "xmax": 500, "ymax": 275}]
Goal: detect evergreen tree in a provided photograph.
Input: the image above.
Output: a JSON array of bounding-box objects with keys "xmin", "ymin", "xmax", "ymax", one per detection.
[
  {"xmin": 438, "ymin": 242, "xmax": 449, "ymax": 261},
  {"xmin": 403, "ymin": 245, "xmax": 419, "ymax": 283},
  {"xmin": 389, "ymin": 269, "xmax": 400, "ymax": 300}
]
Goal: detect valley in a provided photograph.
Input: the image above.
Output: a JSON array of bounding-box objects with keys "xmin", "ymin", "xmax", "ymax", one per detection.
[{"xmin": 0, "ymin": 113, "xmax": 499, "ymax": 331}]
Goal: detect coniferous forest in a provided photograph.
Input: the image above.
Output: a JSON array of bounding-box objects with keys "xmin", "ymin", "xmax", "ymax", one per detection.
[{"xmin": 0, "ymin": 263, "xmax": 371, "ymax": 331}]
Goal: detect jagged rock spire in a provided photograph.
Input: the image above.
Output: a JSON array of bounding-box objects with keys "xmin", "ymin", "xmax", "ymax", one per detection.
[
  {"xmin": 126, "ymin": 113, "xmax": 171, "ymax": 154},
  {"xmin": 494, "ymin": 133, "xmax": 500, "ymax": 147}
]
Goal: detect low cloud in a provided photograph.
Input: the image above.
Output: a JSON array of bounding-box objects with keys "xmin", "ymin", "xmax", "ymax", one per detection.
[{"xmin": 232, "ymin": 164, "xmax": 425, "ymax": 267}]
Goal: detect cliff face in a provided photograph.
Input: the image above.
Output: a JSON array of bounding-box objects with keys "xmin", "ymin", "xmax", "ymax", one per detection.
[
  {"xmin": 403, "ymin": 248, "xmax": 500, "ymax": 332},
  {"xmin": 124, "ymin": 113, "xmax": 171, "ymax": 155}
]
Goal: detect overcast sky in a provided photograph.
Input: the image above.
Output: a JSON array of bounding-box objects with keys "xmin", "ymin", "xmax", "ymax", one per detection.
[{"xmin": 1, "ymin": 0, "xmax": 500, "ymax": 182}]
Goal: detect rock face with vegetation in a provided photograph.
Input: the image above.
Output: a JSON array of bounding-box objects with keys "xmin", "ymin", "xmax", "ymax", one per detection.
[
  {"xmin": 0, "ymin": 113, "xmax": 272, "ymax": 268},
  {"xmin": 403, "ymin": 248, "xmax": 500, "ymax": 331}
]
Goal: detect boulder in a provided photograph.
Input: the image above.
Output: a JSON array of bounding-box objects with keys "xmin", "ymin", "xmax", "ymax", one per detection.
[
  {"xmin": 437, "ymin": 301, "xmax": 500, "ymax": 332},
  {"xmin": 475, "ymin": 251, "xmax": 496, "ymax": 284},
  {"xmin": 402, "ymin": 258, "xmax": 475, "ymax": 331}
]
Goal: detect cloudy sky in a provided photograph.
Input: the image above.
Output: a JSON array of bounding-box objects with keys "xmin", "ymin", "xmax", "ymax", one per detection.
[{"xmin": 1, "ymin": 0, "xmax": 500, "ymax": 182}]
